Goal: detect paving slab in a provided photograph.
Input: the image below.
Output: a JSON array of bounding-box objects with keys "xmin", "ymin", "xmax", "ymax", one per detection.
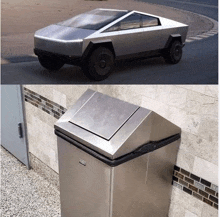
[{"xmin": 0, "ymin": 146, "xmax": 61, "ymax": 217}]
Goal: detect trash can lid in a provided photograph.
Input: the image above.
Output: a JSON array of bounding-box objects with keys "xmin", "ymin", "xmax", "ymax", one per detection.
[
  {"xmin": 69, "ymin": 91, "xmax": 139, "ymax": 140},
  {"xmin": 54, "ymin": 89, "xmax": 181, "ymax": 160}
]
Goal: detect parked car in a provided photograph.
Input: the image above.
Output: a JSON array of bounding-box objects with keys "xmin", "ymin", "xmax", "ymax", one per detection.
[{"xmin": 34, "ymin": 8, "xmax": 188, "ymax": 81}]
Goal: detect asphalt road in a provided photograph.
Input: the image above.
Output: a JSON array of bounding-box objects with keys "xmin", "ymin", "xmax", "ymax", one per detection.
[
  {"xmin": 1, "ymin": 0, "xmax": 218, "ymax": 84},
  {"xmin": 137, "ymin": 0, "xmax": 218, "ymax": 83},
  {"xmin": 138, "ymin": 0, "xmax": 218, "ymax": 20}
]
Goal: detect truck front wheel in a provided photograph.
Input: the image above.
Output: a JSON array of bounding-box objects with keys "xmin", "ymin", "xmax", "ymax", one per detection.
[
  {"xmin": 82, "ymin": 47, "xmax": 114, "ymax": 81},
  {"xmin": 163, "ymin": 40, "xmax": 183, "ymax": 64}
]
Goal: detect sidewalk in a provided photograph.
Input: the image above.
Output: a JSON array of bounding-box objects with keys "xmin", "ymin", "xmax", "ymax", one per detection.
[{"xmin": 1, "ymin": 146, "xmax": 61, "ymax": 217}]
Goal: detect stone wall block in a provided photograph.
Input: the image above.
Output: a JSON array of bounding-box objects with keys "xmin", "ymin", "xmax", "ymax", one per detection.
[
  {"xmin": 176, "ymin": 148, "xmax": 195, "ymax": 173},
  {"xmin": 170, "ymin": 187, "xmax": 203, "ymax": 216},
  {"xmin": 193, "ymin": 157, "xmax": 218, "ymax": 186},
  {"xmin": 201, "ymin": 203, "xmax": 218, "ymax": 217},
  {"xmin": 180, "ymin": 132, "xmax": 218, "ymax": 166}
]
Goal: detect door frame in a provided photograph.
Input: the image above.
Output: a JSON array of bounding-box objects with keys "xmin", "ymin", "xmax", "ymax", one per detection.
[{"xmin": 20, "ymin": 85, "xmax": 30, "ymax": 169}]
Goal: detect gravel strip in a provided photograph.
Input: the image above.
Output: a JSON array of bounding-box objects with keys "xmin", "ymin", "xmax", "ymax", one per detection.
[{"xmin": 1, "ymin": 146, "xmax": 61, "ymax": 217}]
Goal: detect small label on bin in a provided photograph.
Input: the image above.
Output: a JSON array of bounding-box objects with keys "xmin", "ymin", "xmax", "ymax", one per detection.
[{"xmin": 79, "ymin": 159, "xmax": 86, "ymax": 166}]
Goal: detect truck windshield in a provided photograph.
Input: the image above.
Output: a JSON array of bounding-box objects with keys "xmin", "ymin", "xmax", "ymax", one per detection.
[{"xmin": 57, "ymin": 9, "xmax": 128, "ymax": 30}]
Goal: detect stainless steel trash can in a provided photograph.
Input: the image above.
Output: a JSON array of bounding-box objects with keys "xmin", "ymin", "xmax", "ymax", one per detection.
[{"xmin": 54, "ymin": 89, "xmax": 181, "ymax": 217}]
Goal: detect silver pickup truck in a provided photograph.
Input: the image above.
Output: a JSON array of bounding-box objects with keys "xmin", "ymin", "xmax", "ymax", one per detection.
[{"xmin": 34, "ymin": 8, "xmax": 188, "ymax": 80}]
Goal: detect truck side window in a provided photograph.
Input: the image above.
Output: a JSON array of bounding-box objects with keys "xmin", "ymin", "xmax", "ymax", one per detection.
[
  {"xmin": 120, "ymin": 13, "xmax": 141, "ymax": 30},
  {"xmin": 104, "ymin": 13, "xmax": 141, "ymax": 32},
  {"xmin": 141, "ymin": 15, "xmax": 160, "ymax": 27},
  {"xmin": 104, "ymin": 22, "xmax": 120, "ymax": 32}
]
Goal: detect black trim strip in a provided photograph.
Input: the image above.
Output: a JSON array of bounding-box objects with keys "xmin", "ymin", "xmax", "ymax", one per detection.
[
  {"xmin": 55, "ymin": 130, "xmax": 180, "ymax": 167},
  {"xmin": 34, "ymin": 48, "xmax": 81, "ymax": 65}
]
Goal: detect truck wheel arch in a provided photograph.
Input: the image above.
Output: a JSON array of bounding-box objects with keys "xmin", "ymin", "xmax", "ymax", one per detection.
[
  {"xmin": 164, "ymin": 34, "xmax": 182, "ymax": 49},
  {"xmin": 82, "ymin": 41, "xmax": 116, "ymax": 60}
]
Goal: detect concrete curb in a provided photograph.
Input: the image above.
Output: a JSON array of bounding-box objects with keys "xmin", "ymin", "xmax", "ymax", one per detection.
[{"xmin": 185, "ymin": 14, "xmax": 218, "ymax": 42}]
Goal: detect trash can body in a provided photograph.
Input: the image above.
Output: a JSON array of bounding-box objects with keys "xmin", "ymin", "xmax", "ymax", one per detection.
[
  {"xmin": 55, "ymin": 89, "xmax": 181, "ymax": 217},
  {"xmin": 58, "ymin": 137, "xmax": 111, "ymax": 217}
]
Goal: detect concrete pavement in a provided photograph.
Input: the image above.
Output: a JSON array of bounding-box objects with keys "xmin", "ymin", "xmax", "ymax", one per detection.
[{"xmin": 1, "ymin": 146, "xmax": 61, "ymax": 217}]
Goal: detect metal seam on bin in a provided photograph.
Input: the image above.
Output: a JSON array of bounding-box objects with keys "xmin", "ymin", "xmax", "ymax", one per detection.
[{"xmin": 55, "ymin": 129, "xmax": 180, "ymax": 167}]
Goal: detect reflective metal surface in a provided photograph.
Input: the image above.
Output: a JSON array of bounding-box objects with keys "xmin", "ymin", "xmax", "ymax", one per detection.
[
  {"xmin": 55, "ymin": 89, "xmax": 181, "ymax": 159},
  {"xmin": 34, "ymin": 25, "xmax": 93, "ymax": 56},
  {"xmin": 57, "ymin": 136, "xmax": 180, "ymax": 217},
  {"xmin": 34, "ymin": 8, "xmax": 188, "ymax": 58},
  {"xmin": 111, "ymin": 140, "xmax": 180, "ymax": 217},
  {"xmin": 69, "ymin": 92, "xmax": 139, "ymax": 140},
  {"xmin": 58, "ymin": 137, "xmax": 111, "ymax": 217},
  {"xmin": 56, "ymin": 89, "xmax": 181, "ymax": 217}
]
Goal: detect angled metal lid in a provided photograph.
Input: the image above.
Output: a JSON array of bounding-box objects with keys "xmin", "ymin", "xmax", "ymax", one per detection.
[
  {"xmin": 69, "ymin": 92, "xmax": 139, "ymax": 140},
  {"xmin": 55, "ymin": 89, "xmax": 181, "ymax": 159}
]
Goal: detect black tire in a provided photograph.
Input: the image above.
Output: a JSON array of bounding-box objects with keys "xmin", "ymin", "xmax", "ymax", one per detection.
[
  {"xmin": 82, "ymin": 47, "xmax": 114, "ymax": 81},
  {"xmin": 163, "ymin": 40, "xmax": 183, "ymax": 64},
  {"xmin": 38, "ymin": 55, "xmax": 64, "ymax": 70}
]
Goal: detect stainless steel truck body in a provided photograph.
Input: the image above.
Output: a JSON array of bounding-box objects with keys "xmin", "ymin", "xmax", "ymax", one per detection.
[
  {"xmin": 54, "ymin": 89, "xmax": 181, "ymax": 217},
  {"xmin": 34, "ymin": 8, "xmax": 188, "ymax": 80}
]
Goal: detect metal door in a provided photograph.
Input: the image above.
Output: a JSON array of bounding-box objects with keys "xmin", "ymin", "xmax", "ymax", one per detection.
[{"xmin": 1, "ymin": 85, "xmax": 30, "ymax": 168}]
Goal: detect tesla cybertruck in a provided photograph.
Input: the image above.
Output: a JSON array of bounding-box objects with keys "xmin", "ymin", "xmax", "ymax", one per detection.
[{"xmin": 34, "ymin": 8, "xmax": 188, "ymax": 80}]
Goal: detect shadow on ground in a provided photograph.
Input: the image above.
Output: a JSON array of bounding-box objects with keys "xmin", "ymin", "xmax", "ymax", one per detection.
[{"xmin": 2, "ymin": 55, "xmax": 38, "ymax": 63}]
